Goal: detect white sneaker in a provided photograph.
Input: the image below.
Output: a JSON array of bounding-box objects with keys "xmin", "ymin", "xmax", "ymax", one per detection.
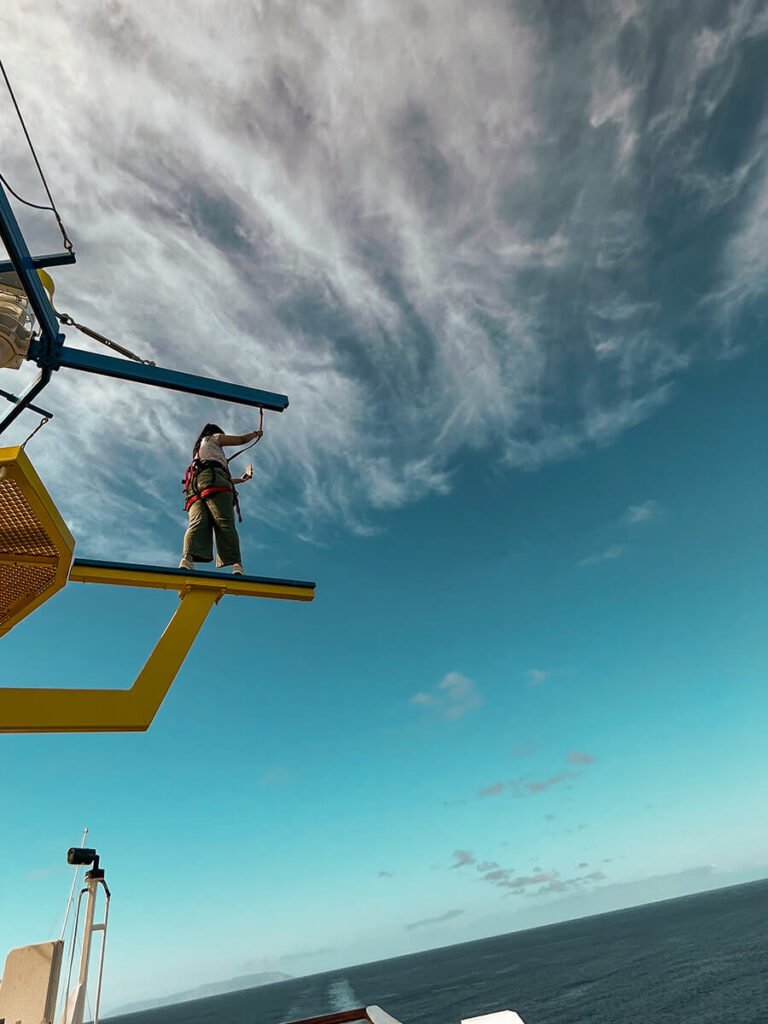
[
  {"xmin": 179, "ymin": 557, "xmax": 195, "ymax": 570},
  {"xmin": 232, "ymin": 563, "xmax": 245, "ymax": 575}
]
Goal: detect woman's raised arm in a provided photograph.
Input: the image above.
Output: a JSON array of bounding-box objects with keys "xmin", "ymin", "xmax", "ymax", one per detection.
[{"xmin": 217, "ymin": 429, "xmax": 263, "ymax": 446}]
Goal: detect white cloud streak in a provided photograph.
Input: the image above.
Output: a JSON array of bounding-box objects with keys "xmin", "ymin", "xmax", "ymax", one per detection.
[
  {"xmin": 411, "ymin": 671, "xmax": 482, "ymax": 721},
  {"xmin": 0, "ymin": 1, "xmax": 765, "ymax": 555},
  {"xmin": 578, "ymin": 544, "xmax": 625, "ymax": 568},
  {"xmin": 624, "ymin": 500, "xmax": 659, "ymax": 525}
]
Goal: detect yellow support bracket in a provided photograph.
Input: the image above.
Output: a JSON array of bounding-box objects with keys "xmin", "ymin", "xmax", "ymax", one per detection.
[
  {"xmin": 0, "ymin": 446, "xmax": 315, "ymax": 734},
  {"xmin": 0, "ymin": 586, "xmax": 219, "ymax": 733}
]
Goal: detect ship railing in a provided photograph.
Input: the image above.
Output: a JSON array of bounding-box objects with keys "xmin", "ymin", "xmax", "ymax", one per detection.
[
  {"xmin": 278, "ymin": 1006, "xmax": 526, "ymax": 1024},
  {"xmin": 279, "ymin": 1009, "xmax": 401, "ymax": 1024}
]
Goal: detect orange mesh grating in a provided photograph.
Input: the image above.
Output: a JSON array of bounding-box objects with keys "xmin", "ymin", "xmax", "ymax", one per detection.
[
  {"xmin": 0, "ymin": 476, "xmax": 61, "ymax": 626},
  {"xmin": 0, "ymin": 478, "xmax": 59, "ymax": 557},
  {"xmin": 0, "ymin": 563, "xmax": 57, "ymax": 625}
]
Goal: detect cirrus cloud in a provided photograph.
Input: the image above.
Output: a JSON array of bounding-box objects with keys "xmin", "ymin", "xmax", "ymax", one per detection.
[
  {"xmin": 411, "ymin": 671, "xmax": 482, "ymax": 720},
  {"xmin": 0, "ymin": 0, "xmax": 764, "ymax": 554}
]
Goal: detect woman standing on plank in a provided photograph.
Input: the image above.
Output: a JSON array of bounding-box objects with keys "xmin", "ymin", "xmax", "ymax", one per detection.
[{"xmin": 179, "ymin": 422, "xmax": 262, "ymax": 575}]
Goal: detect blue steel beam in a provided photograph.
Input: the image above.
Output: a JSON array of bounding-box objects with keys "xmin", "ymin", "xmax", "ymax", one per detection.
[
  {"xmin": 0, "ymin": 251, "xmax": 76, "ymax": 274},
  {"xmin": 0, "ymin": 182, "xmax": 289, "ymax": 414},
  {"xmin": 0, "ymin": 370, "xmax": 51, "ymax": 433},
  {"xmin": 57, "ymin": 346, "xmax": 289, "ymax": 411},
  {"xmin": 0, "ymin": 185, "xmax": 63, "ymax": 347},
  {"xmin": 0, "ymin": 387, "xmax": 54, "ymax": 419}
]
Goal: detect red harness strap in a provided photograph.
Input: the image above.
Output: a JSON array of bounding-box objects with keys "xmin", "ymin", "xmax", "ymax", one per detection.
[
  {"xmin": 183, "ymin": 461, "xmax": 235, "ymax": 512},
  {"xmin": 183, "ymin": 485, "xmax": 232, "ymax": 512}
]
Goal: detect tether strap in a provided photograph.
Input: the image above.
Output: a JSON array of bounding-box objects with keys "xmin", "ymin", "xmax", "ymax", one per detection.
[
  {"xmin": 0, "ymin": 58, "xmax": 74, "ymax": 254},
  {"xmin": 57, "ymin": 313, "xmax": 156, "ymax": 366},
  {"xmin": 227, "ymin": 407, "xmax": 264, "ymax": 465},
  {"xmin": 21, "ymin": 415, "xmax": 50, "ymax": 449}
]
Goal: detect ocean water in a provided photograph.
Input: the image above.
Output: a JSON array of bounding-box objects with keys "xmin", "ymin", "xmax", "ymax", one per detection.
[{"xmin": 106, "ymin": 880, "xmax": 768, "ymax": 1024}]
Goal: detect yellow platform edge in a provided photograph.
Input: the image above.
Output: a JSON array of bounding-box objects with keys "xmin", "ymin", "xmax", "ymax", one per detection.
[{"xmin": 68, "ymin": 563, "xmax": 315, "ymax": 602}]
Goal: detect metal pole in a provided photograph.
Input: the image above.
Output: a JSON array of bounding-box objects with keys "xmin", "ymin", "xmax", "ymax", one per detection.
[
  {"xmin": 60, "ymin": 827, "xmax": 88, "ymax": 940},
  {"xmin": 70, "ymin": 875, "xmax": 99, "ymax": 1024},
  {"xmin": 0, "ymin": 386, "xmax": 54, "ymax": 418},
  {"xmin": 91, "ymin": 887, "xmax": 110, "ymax": 1024},
  {"xmin": 0, "ymin": 368, "xmax": 51, "ymax": 435},
  {"xmin": 0, "ymin": 250, "xmax": 76, "ymax": 274},
  {"xmin": 0, "ymin": 183, "xmax": 62, "ymax": 344}
]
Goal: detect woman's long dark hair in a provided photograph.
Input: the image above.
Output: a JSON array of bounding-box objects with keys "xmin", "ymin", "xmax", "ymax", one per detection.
[{"xmin": 193, "ymin": 423, "xmax": 224, "ymax": 456}]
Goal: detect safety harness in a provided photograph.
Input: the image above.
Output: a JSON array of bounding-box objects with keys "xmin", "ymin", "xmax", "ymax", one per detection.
[
  {"xmin": 182, "ymin": 410, "xmax": 264, "ymax": 523},
  {"xmin": 183, "ymin": 459, "xmax": 241, "ymax": 520}
]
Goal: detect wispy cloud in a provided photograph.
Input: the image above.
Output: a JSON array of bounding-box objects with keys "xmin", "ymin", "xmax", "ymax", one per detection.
[
  {"xmin": 476, "ymin": 861, "xmax": 606, "ymax": 897},
  {"xmin": 474, "ymin": 750, "xmax": 595, "ymax": 801},
  {"xmin": 580, "ymin": 500, "xmax": 658, "ymax": 568},
  {"xmin": 476, "ymin": 772, "xmax": 578, "ymax": 798},
  {"xmin": 479, "ymin": 867, "xmax": 557, "ymax": 891},
  {"xmin": 578, "ymin": 545, "xmax": 625, "ymax": 568},
  {"xmin": 280, "ymin": 947, "xmax": 335, "ymax": 962},
  {"xmin": 259, "ymin": 769, "xmax": 295, "ymax": 787},
  {"xmin": 567, "ymin": 750, "xmax": 596, "ymax": 766},
  {"xmin": 411, "ymin": 672, "xmax": 482, "ymax": 720},
  {"xmin": 450, "ymin": 850, "xmax": 476, "ymax": 869},
  {"xmin": 405, "ymin": 909, "xmax": 464, "ymax": 931},
  {"xmin": 528, "ymin": 669, "xmax": 548, "ymax": 686},
  {"xmin": 529, "ymin": 871, "xmax": 606, "ymax": 898},
  {"xmin": 481, "ymin": 782, "xmax": 505, "ymax": 798},
  {"xmin": 0, "ymin": 2, "xmax": 763, "ymax": 550},
  {"xmin": 510, "ymin": 741, "xmax": 539, "ymax": 758},
  {"xmin": 624, "ymin": 500, "xmax": 659, "ymax": 525},
  {"xmin": 523, "ymin": 773, "xmax": 577, "ymax": 795}
]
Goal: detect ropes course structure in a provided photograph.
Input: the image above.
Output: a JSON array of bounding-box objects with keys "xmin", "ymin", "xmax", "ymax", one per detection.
[
  {"xmin": 0, "ymin": 57, "xmax": 288, "ymax": 432},
  {"xmin": 0, "ymin": 61, "xmax": 315, "ymax": 734}
]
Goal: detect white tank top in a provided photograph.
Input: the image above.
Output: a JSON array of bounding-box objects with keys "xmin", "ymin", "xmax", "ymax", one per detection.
[{"xmin": 197, "ymin": 434, "xmax": 228, "ymax": 468}]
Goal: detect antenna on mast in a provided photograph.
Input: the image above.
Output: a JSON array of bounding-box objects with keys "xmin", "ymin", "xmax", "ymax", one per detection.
[
  {"xmin": 60, "ymin": 827, "xmax": 88, "ymax": 941},
  {"xmin": 58, "ymin": 845, "xmax": 111, "ymax": 1024}
]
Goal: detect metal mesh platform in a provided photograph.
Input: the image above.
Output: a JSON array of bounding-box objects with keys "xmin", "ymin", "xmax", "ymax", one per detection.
[
  {"xmin": 0, "ymin": 446, "xmax": 75, "ymax": 636},
  {"xmin": 0, "ymin": 477, "xmax": 59, "ymax": 555}
]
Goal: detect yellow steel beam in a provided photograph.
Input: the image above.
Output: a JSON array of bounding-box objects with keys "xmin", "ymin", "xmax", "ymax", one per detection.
[
  {"xmin": 0, "ymin": 587, "xmax": 219, "ymax": 733},
  {"xmin": 68, "ymin": 561, "xmax": 315, "ymax": 602},
  {"xmin": 0, "ymin": 552, "xmax": 60, "ymax": 565}
]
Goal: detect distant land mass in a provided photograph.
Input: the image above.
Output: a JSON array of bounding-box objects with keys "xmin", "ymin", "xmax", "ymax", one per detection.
[{"xmin": 110, "ymin": 971, "xmax": 292, "ymax": 1016}]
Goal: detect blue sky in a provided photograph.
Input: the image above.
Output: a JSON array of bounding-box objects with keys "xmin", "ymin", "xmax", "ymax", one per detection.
[{"xmin": 1, "ymin": 0, "xmax": 767, "ymax": 1012}]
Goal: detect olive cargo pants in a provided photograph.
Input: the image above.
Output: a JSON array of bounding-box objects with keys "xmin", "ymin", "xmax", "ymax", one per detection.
[{"xmin": 183, "ymin": 467, "xmax": 241, "ymax": 566}]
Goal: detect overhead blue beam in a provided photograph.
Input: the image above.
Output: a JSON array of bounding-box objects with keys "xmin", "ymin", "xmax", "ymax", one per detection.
[
  {"xmin": 0, "ymin": 370, "xmax": 51, "ymax": 433},
  {"xmin": 57, "ymin": 346, "xmax": 289, "ymax": 411},
  {"xmin": 0, "ymin": 181, "xmax": 290, "ymax": 418},
  {"xmin": 0, "ymin": 185, "xmax": 63, "ymax": 347},
  {"xmin": 0, "ymin": 250, "xmax": 76, "ymax": 274}
]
